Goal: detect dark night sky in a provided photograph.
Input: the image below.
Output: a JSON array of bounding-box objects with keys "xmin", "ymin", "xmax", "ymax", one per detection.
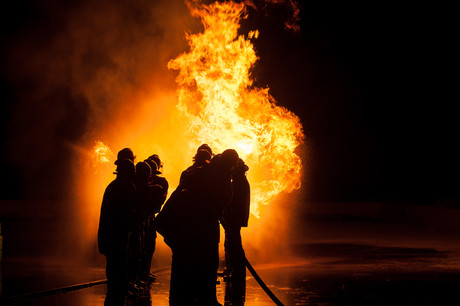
[{"xmin": 0, "ymin": 0, "xmax": 458, "ymax": 204}]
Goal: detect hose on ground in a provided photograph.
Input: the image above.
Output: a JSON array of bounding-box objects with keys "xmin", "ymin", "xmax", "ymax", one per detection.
[{"xmin": 244, "ymin": 256, "xmax": 285, "ymax": 306}]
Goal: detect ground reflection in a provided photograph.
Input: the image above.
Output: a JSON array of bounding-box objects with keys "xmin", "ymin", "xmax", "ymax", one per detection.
[
  {"xmin": 4, "ymin": 241, "xmax": 460, "ymax": 305},
  {"xmin": 127, "ymin": 293, "xmax": 152, "ymax": 306},
  {"xmin": 224, "ymin": 279, "xmax": 246, "ymax": 306}
]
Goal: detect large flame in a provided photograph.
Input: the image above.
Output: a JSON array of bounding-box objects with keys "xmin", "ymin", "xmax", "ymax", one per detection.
[
  {"xmin": 167, "ymin": 1, "xmax": 304, "ymax": 218},
  {"xmin": 79, "ymin": 0, "xmax": 305, "ymax": 259}
]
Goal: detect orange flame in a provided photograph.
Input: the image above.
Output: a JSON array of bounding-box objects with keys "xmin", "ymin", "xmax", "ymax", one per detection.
[
  {"xmin": 79, "ymin": 1, "xmax": 305, "ymax": 262},
  {"xmin": 92, "ymin": 141, "xmax": 113, "ymax": 171},
  {"xmin": 168, "ymin": 1, "xmax": 304, "ymax": 218}
]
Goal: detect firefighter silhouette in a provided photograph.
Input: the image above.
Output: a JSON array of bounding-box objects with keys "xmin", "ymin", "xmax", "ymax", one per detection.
[
  {"xmin": 98, "ymin": 158, "xmax": 136, "ymax": 306},
  {"xmin": 155, "ymin": 147, "xmax": 238, "ymax": 306},
  {"xmin": 114, "ymin": 147, "xmax": 136, "ymax": 165},
  {"xmin": 178, "ymin": 144, "xmax": 213, "ymax": 188},
  {"xmin": 142, "ymin": 154, "xmax": 168, "ymax": 281},
  {"xmin": 221, "ymin": 158, "xmax": 250, "ymax": 306},
  {"xmin": 125, "ymin": 161, "xmax": 163, "ymax": 296},
  {"xmin": 222, "ymin": 158, "xmax": 250, "ymax": 281}
]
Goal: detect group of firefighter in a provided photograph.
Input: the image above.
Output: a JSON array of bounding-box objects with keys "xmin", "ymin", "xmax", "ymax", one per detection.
[{"xmin": 97, "ymin": 144, "xmax": 250, "ymax": 306}]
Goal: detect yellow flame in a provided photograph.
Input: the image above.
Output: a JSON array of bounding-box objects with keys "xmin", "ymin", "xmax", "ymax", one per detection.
[
  {"xmin": 93, "ymin": 141, "xmax": 113, "ymax": 170},
  {"xmin": 168, "ymin": 1, "xmax": 304, "ymax": 218}
]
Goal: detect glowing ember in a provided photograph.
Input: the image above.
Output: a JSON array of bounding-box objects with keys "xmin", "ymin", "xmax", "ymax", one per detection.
[
  {"xmin": 93, "ymin": 141, "xmax": 113, "ymax": 169},
  {"xmin": 168, "ymin": 1, "xmax": 304, "ymax": 218}
]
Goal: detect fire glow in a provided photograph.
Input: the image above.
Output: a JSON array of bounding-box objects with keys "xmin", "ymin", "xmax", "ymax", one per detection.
[
  {"xmin": 167, "ymin": 1, "xmax": 304, "ymax": 218},
  {"xmin": 90, "ymin": 0, "xmax": 304, "ymax": 220},
  {"xmin": 93, "ymin": 141, "xmax": 113, "ymax": 165}
]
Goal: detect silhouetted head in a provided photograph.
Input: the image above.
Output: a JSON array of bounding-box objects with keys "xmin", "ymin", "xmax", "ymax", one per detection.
[
  {"xmin": 114, "ymin": 148, "xmax": 135, "ymax": 165},
  {"xmin": 147, "ymin": 154, "xmax": 163, "ymax": 174},
  {"xmin": 115, "ymin": 159, "xmax": 135, "ymax": 179},
  {"xmin": 234, "ymin": 158, "xmax": 249, "ymax": 174},
  {"xmin": 193, "ymin": 144, "xmax": 212, "ymax": 165},
  {"xmin": 135, "ymin": 161, "xmax": 151, "ymax": 181},
  {"xmin": 197, "ymin": 143, "xmax": 213, "ymax": 156},
  {"xmin": 220, "ymin": 149, "xmax": 239, "ymax": 171},
  {"xmin": 144, "ymin": 159, "xmax": 159, "ymax": 175},
  {"xmin": 194, "ymin": 149, "xmax": 212, "ymax": 166}
]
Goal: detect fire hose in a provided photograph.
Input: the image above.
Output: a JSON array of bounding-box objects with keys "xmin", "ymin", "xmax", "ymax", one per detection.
[
  {"xmin": 221, "ymin": 221, "xmax": 285, "ymax": 305},
  {"xmin": 244, "ymin": 255, "xmax": 285, "ymax": 306},
  {"xmin": 1, "ymin": 268, "xmax": 170, "ymax": 304}
]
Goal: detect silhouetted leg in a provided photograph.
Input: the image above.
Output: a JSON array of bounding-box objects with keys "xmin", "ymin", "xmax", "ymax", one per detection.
[
  {"xmin": 224, "ymin": 233, "xmax": 231, "ymax": 276},
  {"xmin": 170, "ymin": 246, "xmax": 194, "ymax": 306},
  {"xmin": 145, "ymin": 227, "xmax": 156, "ymax": 278},
  {"xmin": 226, "ymin": 225, "xmax": 246, "ymax": 281},
  {"xmin": 140, "ymin": 218, "xmax": 149, "ymax": 279},
  {"xmin": 224, "ymin": 278, "xmax": 246, "ymax": 306},
  {"xmin": 127, "ymin": 226, "xmax": 142, "ymax": 289},
  {"xmin": 105, "ymin": 245, "xmax": 128, "ymax": 306},
  {"xmin": 192, "ymin": 243, "xmax": 220, "ymax": 305}
]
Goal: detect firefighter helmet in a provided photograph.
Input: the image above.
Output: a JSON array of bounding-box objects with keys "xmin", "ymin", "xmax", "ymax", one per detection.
[{"xmin": 114, "ymin": 148, "xmax": 135, "ymax": 165}]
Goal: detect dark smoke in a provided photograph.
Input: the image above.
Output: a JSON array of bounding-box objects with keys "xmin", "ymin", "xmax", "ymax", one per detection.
[
  {"xmin": 0, "ymin": 0, "xmax": 201, "ymax": 261},
  {"xmin": 1, "ymin": 0, "xmax": 198, "ymax": 201}
]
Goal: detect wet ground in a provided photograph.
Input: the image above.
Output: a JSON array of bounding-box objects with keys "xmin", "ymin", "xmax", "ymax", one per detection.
[
  {"xmin": 3, "ymin": 241, "xmax": 460, "ymax": 305},
  {"xmin": 2, "ymin": 203, "xmax": 460, "ymax": 305}
]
